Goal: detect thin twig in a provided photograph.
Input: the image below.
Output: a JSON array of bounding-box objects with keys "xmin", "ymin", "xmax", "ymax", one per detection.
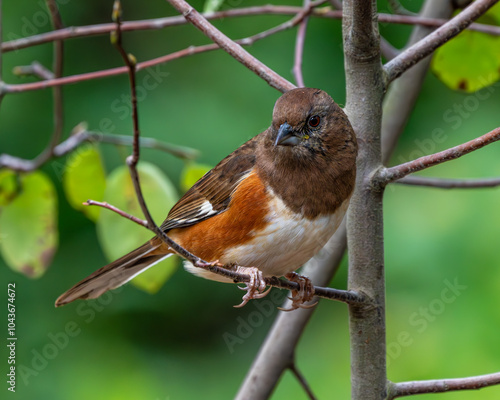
[
  {"xmin": 165, "ymin": 0, "xmax": 295, "ymax": 93},
  {"xmin": 384, "ymin": 0, "xmax": 499, "ymax": 83},
  {"xmin": 4, "ymin": 3, "xmax": 500, "ymax": 94},
  {"xmin": 289, "ymin": 362, "xmax": 318, "ymax": 400},
  {"xmin": 111, "ymin": 0, "xmax": 191, "ymax": 261},
  {"xmin": 388, "ymin": 371, "xmax": 500, "ymax": 399},
  {"xmin": 3, "ymin": 7, "xmax": 500, "ymax": 55},
  {"xmin": 84, "ymin": 200, "xmax": 148, "ymax": 226},
  {"xmin": 0, "ymin": 129, "xmax": 198, "ymax": 172},
  {"xmin": 3, "ymin": 10, "xmax": 314, "ymax": 95},
  {"xmin": 293, "ymin": 0, "xmax": 311, "ymax": 87},
  {"xmin": 0, "ymin": 0, "xmax": 66, "ymax": 170},
  {"xmin": 381, "ymin": 0, "xmax": 455, "ymax": 164},
  {"xmin": 13, "ymin": 61, "xmax": 55, "ymax": 80},
  {"xmin": 1, "ymin": 5, "xmax": 334, "ymax": 53},
  {"xmin": 395, "ymin": 175, "xmax": 500, "ymax": 189},
  {"xmin": 86, "ymin": 197, "xmax": 372, "ymax": 305},
  {"xmin": 378, "ymin": 127, "xmax": 500, "ymax": 185},
  {"xmin": 44, "ymin": 0, "xmax": 65, "ymax": 153},
  {"xmin": 0, "ymin": 0, "xmax": 4, "ymax": 104}
]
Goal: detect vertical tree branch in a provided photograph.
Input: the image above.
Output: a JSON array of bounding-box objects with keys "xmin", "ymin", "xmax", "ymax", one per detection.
[
  {"xmin": 293, "ymin": 0, "xmax": 310, "ymax": 87},
  {"xmin": 343, "ymin": 1, "xmax": 386, "ymax": 399},
  {"xmin": 0, "ymin": 0, "xmax": 4, "ymax": 106},
  {"xmin": 237, "ymin": 2, "xmax": 455, "ymax": 398},
  {"xmin": 44, "ymin": 0, "xmax": 64, "ymax": 153},
  {"xmin": 381, "ymin": 0, "xmax": 454, "ymax": 163}
]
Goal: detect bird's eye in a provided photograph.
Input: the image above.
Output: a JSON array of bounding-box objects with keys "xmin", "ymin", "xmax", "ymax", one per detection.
[{"xmin": 308, "ymin": 115, "xmax": 320, "ymax": 127}]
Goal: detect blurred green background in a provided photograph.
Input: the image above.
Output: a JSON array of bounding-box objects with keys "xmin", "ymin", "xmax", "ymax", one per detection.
[{"xmin": 1, "ymin": 0, "xmax": 500, "ymax": 399}]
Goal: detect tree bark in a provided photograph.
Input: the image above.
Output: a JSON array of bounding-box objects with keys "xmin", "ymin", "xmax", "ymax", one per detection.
[{"xmin": 343, "ymin": 1, "xmax": 387, "ymax": 399}]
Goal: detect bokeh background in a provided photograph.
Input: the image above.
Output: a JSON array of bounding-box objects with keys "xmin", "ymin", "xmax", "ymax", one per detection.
[{"xmin": 1, "ymin": 0, "xmax": 500, "ymax": 399}]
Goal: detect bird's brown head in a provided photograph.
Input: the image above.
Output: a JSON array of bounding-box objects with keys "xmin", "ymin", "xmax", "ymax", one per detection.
[
  {"xmin": 263, "ymin": 88, "xmax": 357, "ymax": 169},
  {"xmin": 256, "ymin": 88, "xmax": 358, "ymax": 218}
]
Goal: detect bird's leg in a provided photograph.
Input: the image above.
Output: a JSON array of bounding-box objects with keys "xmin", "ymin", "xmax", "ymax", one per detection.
[
  {"xmin": 233, "ymin": 266, "xmax": 271, "ymax": 308},
  {"xmin": 278, "ymin": 272, "xmax": 317, "ymax": 312}
]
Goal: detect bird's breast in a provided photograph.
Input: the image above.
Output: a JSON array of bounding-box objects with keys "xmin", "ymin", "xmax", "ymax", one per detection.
[{"xmin": 220, "ymin": 189, "xmax": 349, "ymax": 277}]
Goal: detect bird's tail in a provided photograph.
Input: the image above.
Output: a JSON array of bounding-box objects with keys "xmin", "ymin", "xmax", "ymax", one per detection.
[{"xmin": 55, "ymin": 241, "xmax": 171, "ymax": 307}]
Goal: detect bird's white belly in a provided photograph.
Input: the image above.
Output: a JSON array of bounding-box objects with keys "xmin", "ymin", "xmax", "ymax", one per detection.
[
  {"xmin": 222, "ymin": 194, "xmax": 348, "ymax": 276},
  {"xmin": 184, "ymin": 191, "xmax": 350, "ymax": 282}
]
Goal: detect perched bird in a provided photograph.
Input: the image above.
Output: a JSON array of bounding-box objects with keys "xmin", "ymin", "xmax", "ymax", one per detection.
[{"xmin": 56, "ymin": 88, "xmax": 357, "ymax": 310}]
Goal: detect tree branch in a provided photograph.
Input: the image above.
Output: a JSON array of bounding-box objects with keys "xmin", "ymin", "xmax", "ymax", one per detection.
[
  {"xmin": 395, "ymin": 175, "xmax": 500, "ymax": 189},
  {"xmin": 86, "ymin": 198, "xmax": 368, "ymax": 305},
  {"xmin": 3, "ymin": 6, "xmax": 500, "ymax": 54},
  {"xmin": 378, "ymin": 126, "xmax": 500, "ymax": 185},
  {"xmin": 43, "ymin": 0, "xmax": 65, "ymax": 156},
  {"xmin": 343, "ymin": 0, "xmax": 387, "ymax": 399},
  {"xmin": 381, "ymin": 0, "xmax": 455, "ymax": 164},
  {"xmin": 293, "ymin": 0, "xmax": 311, "ymax": 87},
  {"xmin": 388, "ymin": 371, "xmax": 500, "ymax": 399},
  {"xmin": 13, "ymin": 61, "xmax": 55, "ymax": 80},
  {"xmin": 84, "ymin": 200, "xmax": 148, "ymax": 227},
  {"xmin": 165, "ymin": 0, "xmax": 295, "ymax": 93},
  {"xmin": 384, "ymin": 0, "xmax": 499, "ymax": 83},
  {"xmin": 289, "ymin": 362, "xmax": 318, "ymax": 400},
  {"xmin": 0, "ymin": 128, "xmax": 198, "ymax": 172},
  {"xmin": 0, "ymin": 0, "xmax": 5, "ymax": 105},
  {"xmin": 3, "ymin": 10, "xmax": 312, "ymax": 95}
]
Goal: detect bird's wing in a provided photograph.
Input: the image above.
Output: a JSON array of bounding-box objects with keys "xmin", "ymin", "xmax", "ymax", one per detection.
[{"xmin": 161, "ymin": 136, "xmax": 259, "ymax": 231}]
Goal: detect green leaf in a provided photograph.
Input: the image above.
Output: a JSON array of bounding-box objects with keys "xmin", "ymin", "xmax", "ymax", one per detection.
[
  {"xmin": 96, "ymin": 162, "xmax": 179, "ymax": 293},
  {"xmin": 180, "ymin": 162, "xmax": 212, "ymax": 193},
  {"xmin": 0, "ymin": 171, "xmax": 58, "ymax": 278},
  {"xmin": 203, "ymin": 0, "xmax": 224, "ymax": 13},
  {"xmin": 432, "ymin": 29, "xmax": 500, "ymax": 93},
  {"xmin": 63, "ymin": 144, "xmax": 106, "ymax": 222},
  {"xmin": 0, "ymin": 170, "xmax": 18, "ymax": 207}
]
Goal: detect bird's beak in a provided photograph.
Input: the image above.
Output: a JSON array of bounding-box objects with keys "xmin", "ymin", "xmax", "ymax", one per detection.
[{"xmin": 274, "ymin": 123, "xmax": 300, "ymax": 147}]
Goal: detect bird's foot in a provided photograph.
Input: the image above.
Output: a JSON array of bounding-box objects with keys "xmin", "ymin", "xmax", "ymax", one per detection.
[
  {"xmin": 233, "ymin": 266, "xmax": 271, "ymax": 308},
  {"xmin": 278, "ymin": 272, "xmax": 317, "ymax": 312}
]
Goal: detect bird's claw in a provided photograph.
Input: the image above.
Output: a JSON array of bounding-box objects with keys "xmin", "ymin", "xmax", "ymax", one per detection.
[
  {"xmin": 278, "ymin": 272, "xmax": 317, "ymax": 312},
  {"xmin": 233, "ymin": 266, "xmax": 271, "ymax": 308}
]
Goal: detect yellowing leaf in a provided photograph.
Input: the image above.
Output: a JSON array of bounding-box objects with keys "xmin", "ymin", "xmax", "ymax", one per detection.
[
  {"xmin": 0, "ymin": 171, "xmax": 58, "ymax": 278},
  {"xmin": 96, "ymin": 162, "xmax": 179, "ymax": 293},
  {"xmin": 432, "ymin": 29, "xmax": 500, "ymax": 93},
  {"xmin": 63, "ymin": 144, "xmax": 106, "ymax": 221},
  {"xmin": 180, "ymin": 162, "xmax": 212, "ymax": 193}
]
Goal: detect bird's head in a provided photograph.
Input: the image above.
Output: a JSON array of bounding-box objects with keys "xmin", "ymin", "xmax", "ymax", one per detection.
[{"xmin": 267, "ymin": 88, "xmax": 357, "ymax": 165}]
